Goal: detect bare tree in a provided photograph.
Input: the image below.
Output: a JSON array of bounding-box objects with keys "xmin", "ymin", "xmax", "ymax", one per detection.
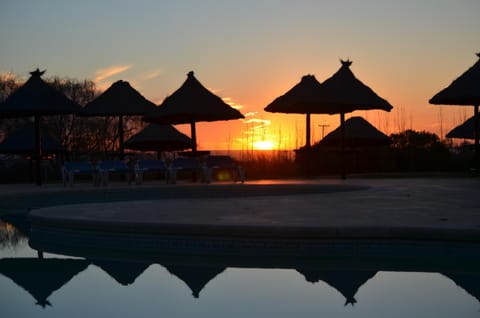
[{"xmin": 0, "ymin": 73, "xmax": 134, "ymax": 157}]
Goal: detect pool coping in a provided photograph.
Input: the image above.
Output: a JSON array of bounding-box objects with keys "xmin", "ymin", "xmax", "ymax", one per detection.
[{"xmin": 24, "ymin": 179, "xmax": 480, "ymax": 243}]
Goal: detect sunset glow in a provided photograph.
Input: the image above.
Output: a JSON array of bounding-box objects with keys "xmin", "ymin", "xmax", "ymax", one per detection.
[
  {"xmin": 1, "ymin": 1, "xmax": 479, "ymax": 151},
  {"xmin": 253, "ymin": 140, "xmax": 275, "ymax": 150}
]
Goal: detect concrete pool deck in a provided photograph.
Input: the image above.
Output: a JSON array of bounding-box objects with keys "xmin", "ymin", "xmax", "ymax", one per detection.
[{"xmin": 14, "ymin": 177, "xmax": 480, "ymax": 242}]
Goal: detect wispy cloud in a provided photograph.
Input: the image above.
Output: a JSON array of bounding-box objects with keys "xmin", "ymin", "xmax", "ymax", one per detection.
[
  {"xmin": 243, "ymin": 118, "xmax": 271, "ymax": 125},
  {"xmin": 222, "ymin": 97, "xmax": 244, "ymax": 110},
  {"xmin": 94, "ymin": 64, "xmax": 133, "ymax": 83},
  {"xmin": 242, "ymin": 118, "xmax": 271, "ymax": 136},
  {"xmin": 142, "ymin": 69, "xmax": 162, "ymax": 80},
  {"xmin": 243, "ymin": 112, "xmax": 258, "ymax": 117}
]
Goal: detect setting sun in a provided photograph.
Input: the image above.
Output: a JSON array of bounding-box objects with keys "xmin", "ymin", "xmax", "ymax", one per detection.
[{"xmin": 253, "ymin": 140, "xmax": 275, "ymax": 150}]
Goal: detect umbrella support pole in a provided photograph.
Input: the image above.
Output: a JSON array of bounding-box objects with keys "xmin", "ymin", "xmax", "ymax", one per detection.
[
  {"xmin": 340, "ymin": 112, "xmax": 346, "ymax": 179},
  {"xmin": 118, "ymin": 115, "xmax": 124, "ymax": 156},
  {"xmin": 306, "ymin": 113, "xmax": 311, "ymax": 148},
  {"xmin": 34, "ymin": 115, "xmax": 42, "ymax": 186},
  {"xmin": 475, "ymin": 105, "xmax": 479, "ymax": 171},
  {"xmin": 190, "ymin": 122, "xmax": 197, "ymax": 153}
]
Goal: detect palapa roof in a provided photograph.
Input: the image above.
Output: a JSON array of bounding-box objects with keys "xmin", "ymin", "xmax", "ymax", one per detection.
[
  {"xmin": 318, "ymin": 60, "xmax": 394, "ymax": 114},
  {"xmin": 144, "ymin": 71, "xmax": 244, "ymax": 124},
  {"xmin": 265, "ymin": 60, "xmax": 393, "ymax": 115},
  {"xmin": 164, "ymin": 264, "xmax": 226, "ymax": 298},
  {"xmin": 0, "ymin": 123, "xmax": 66, "ymax": 154},
  {"xmin": 83, "ymin": 80, "xmax": 157, "ymax": 116},
  {"xmin": 125, "ymin": 123, "xmax": 192, "ymax": 151},
  {"xmin": 446, "ymin": 116, "xmax": 476, "ymax": 139},
  {"xmin": 430, "ymin": 53, "xmax": 480, "ymax": 106},
  {"xmin": 0, "ymin": 69, "xmax": 82, "ymax": 118},
  {"xmin": 0, "ymin": 258, "xmax": 89, "ymax": 307},
  {"xmin": 297, "ymin": 269, "xmax": 377, "ymax": 306},
  {"xmin": 264, "ymin": 74, "xmax": 324, "ymax": 114},
  {"xmin": 316, "ymin": 116, "xmax": 390, "ymax": 147},
  {"xmin": 92, "ymin": 259, "xmax": 150, "ymax": 286}
]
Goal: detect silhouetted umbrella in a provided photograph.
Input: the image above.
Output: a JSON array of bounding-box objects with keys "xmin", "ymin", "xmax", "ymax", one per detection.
[
  {"xmin": 0, "ymin": 123, "xmax": 66, "ymax": 155},
  {"xmin": 0, "ymin": 69, "xmax": 82, "ymax": 184},
  {"xmin": 0, "ymin": 258, "xmax": 89, "ymax": 307},
  {"xmin": 92, "ymin": 259, "xmax": 150, "ymax": 286},
  {"xmin": 265, "ymin": 74, "xmax": 324, "ymax": 148},
  {"xmin": 318, "ymin": 60, "xmax": 393, "ymax": 178},
  {"xmin": 447, "ymin": 116, "xmax": 476, "ymax": 139},
  {"xmin": 317, "ymin": 116, "xmax": 390, "ymax": 147},
  {"xmin": 144, "ymin": 71, "xmax": 244, "ymax": 152},
  {"xmin": 164, "ymin": 264, "xmax": 226, "ymax": 298},
  {"xmin": 430, "ymin": 53, "xmax": 480, "ymax": 162},
  {"xmin": 124, "ymin": 123, "xmax": 192, "ymax": 152},
  {"xmin": 318, "ymin": 60, "xmax": 393, "ymax": 113},
  {"xmin": 83, "ymin": 80, "xmax": 157, "ymax": 155},
  {"xmin": 297, "ymin": 269, "xmax": 377, "ymax": 306}
]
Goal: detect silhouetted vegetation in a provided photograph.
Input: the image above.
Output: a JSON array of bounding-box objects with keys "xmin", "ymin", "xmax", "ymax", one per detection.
[
  {"xmin": 293, "ymin": 129, "xmax": 464, "ymax": 177},
  {"xmin": 390, "ymin": 130, "xmax": 451, "ymax": 171},
  {"xmin": 237, "ymin": 151, "xmax": 298, "ymax": 179},
  {"xmin": 0, "ymin": 74, "xmax": 145, "ymax": 158}
]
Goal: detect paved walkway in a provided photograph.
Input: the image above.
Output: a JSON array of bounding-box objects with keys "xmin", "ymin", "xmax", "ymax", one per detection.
[{"xmin": 22, "ymin": 177, "xmax": 480, "ymax": 242}]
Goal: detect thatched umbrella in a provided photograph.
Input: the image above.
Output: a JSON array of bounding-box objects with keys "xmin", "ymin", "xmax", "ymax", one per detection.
[
  {"xmin": 297, "ymin": 269, "xmax": 377, "ymax": 306},
  {"xmin": 317, "ymin": 116, "xmax": 390, "ymax": 147},
  {"xmin": 143, "ymin": 71, "xmax": 244, "ymax": 152},
  {"xmin": 124, "ymin": 123, "xmax": 192, "ymax": 154},
  {"xmin": 317, "ymin": 60, "xmax": 393, "ymax": 178},
  {"xmin": 0, "ymin": 69, "xmax": 82, "ymax": 185},
  {"xmin": 317, "ymin": 59, "xmax": 393, "ymax": 136},
  {"xmin": 264, "ymin": 74, "xmax": 324, "ymax": 148},
  {"xmin": 0, "ymin": 258, "xmax": 89, "ymax": 307},
  {"xmin": 91, "ymin": 259, "xmax": 150, "ymax": 286},
  {"xmin": 163, "ymin": 264, "xmax": 226, "ymax": 298},
  {"xmin": 430, "ymin": 53, "xmax": 480, "ymax": 163},
  {"xmin": 447, "ymin": 116, "xmax": 476, "ymax": 140},
  {"xmin": 83, "ymin": 80, "xmax": 157, "ymax": 155},
  {"xmin": 0, "ymin": 122, "xmax": 66, "ymax": 155}
]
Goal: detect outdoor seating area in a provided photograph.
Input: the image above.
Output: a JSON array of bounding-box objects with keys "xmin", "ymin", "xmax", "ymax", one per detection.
[
  {"xmin": 97, "ymin": 160, "xmax": 131, "ymax": 186},
  {"xmin": 134, "ymin": 159, "xmax": 170, "ymax": 185},
  {"xmin": 205, "ymin": 155, "xmax": 245, "ymax": 183},
  {"xmin": 61, "ymin": 161, "xmax": 97, "ymax": 187},
  {"xmin": 61, "ymin": 155, "xmax": 245, "ymax": 187}
]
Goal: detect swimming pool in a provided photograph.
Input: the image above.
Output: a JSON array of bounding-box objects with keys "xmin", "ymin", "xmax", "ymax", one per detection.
[{"xmin": 1, "ymin": 216, "xmax": 479, "ymax": 318}]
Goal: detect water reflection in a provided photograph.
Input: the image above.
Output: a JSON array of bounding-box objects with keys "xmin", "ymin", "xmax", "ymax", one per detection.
[
  {"xmin": 0, "ymin": 258, "xmax": 88, "ymax": 307},
  {"xmin": 164, "ymin": 265, "xmax": 226, "ymax": 298},
  {"xmin": 90, "ymin": 259, "xmax": 150, "ymax": 286},
  {"xmin": 0, "ymin": 216, "xmax": 28, "ymax": 248},
  {"xmin": 1, "ymin": 214, "xmax": 480, "ymax": 316},
  {"xmin": 443, "ymin": 273, "xmax": 480, "ymax": 303},
  {"xmin": 297, "ymin": 269, "xmax": 377, "ymax": 306}
]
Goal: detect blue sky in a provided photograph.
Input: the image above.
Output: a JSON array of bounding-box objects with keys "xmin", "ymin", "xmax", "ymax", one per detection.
[{"xmin": 1, "ymin": 0, "xmax": 479, "ymax": 149}]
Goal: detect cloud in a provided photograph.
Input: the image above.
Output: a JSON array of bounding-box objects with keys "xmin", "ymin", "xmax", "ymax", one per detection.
[
  {"xmin": 94, "ymin": 64, "xmax": 133, "ymax": 83},
  {"xmin": 243, "ymin": 118, "xmax": 271, "ymax": 125},
  {"xmin": 222, "ymin": 97, "xmax": 244, "ymax": 110},
  {"xmin": 242, "ymin": 118, "xmax": 271, "ymax": 136},
  {"xmin": 142, "ymin": 69, "xmax": 162, "ymax": 80}
]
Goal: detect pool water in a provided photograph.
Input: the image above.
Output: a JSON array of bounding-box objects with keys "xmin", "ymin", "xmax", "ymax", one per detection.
[{"xmin": 1, "ymin": 219, "xmax": 479, "ymax": 318}]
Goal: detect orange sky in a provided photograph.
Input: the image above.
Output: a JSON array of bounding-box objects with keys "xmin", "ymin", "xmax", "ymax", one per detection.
[
  {"xmin": 172, "ymin": 57, "xmax": 475, "ymax": 151},
  {"xmin": 1, "ymin": 1, "xmax": 479, "ymax": 150}
]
